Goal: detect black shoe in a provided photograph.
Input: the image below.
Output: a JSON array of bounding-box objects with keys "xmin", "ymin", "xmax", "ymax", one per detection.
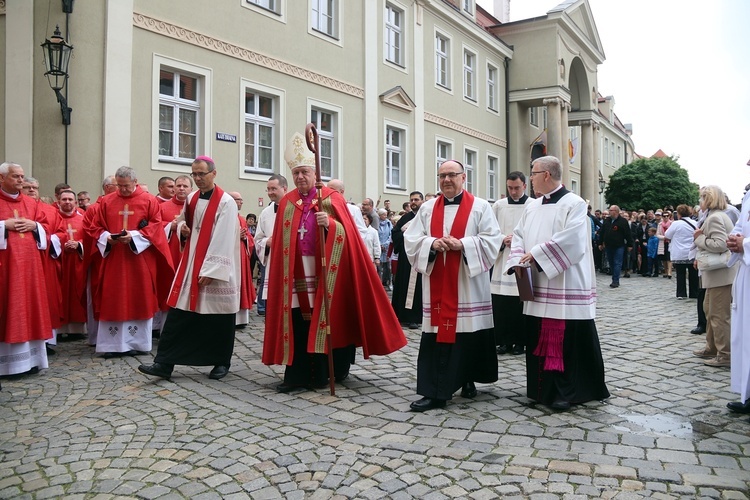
[
  {"xmin": 208, "ymin": 366, "xmax": 229, "ymax": 380},
  {"xmin": 609, "ymin": 282, "xmax": 619, "ymax": 288},
  {"xmin": 258, "ymin": 311, "xmax": 266, "ymax": 316},
  {"xmin": 690, "ymin": 326, "xmax": 706, "ymax": 335},
  {"xmin": 276, "ymin": 382, "xmax": 307, "ymax": 393},
  {"xmin": 152, "ymin": 330, "xmax": 160, "ymax": 339},
  {"xmin": 409, "ymin": 397, "xmax": 446, "ymax": 412},
  {"xmin": 623, "ymin": 273, "xmax": 630, "ymax": 278},
  {"xmin": 46, "ymin": 345, "xmax": 56, "ymax": 356},
  {"xmin": 138, "ymin": 363, "xmax": 172, "ymax": 380},
  {"xmin": 496, "ymin": 345, "xmax": 509, "ymax": 355},
  {"xmin": 408, "ymin": 323, "xmax": 420, "ymax": 330},
  {"xmin": 550, "ymin": 400, "xmax": 571, "ymax": 411},
  {"xmin": 235, "ymin": 324, "xmax": 247, "ymax": 330},
  {"xmin": 460, "ymin": 382, "xmax": 477, "ymax": 398},
  {"xmin": 335, "ymin": 372, "xmax": 349, "ymax": 383},
  {"xmin": 726, "ymin": 400, "xmax": 750, "ymax": 414},
  {"xmin": 511, "ymin": 345, "xmax": 525, "ymax": 355},
  {"xmin": 102, "ymin": 351, "xmax": 126, "ymax": 359}
]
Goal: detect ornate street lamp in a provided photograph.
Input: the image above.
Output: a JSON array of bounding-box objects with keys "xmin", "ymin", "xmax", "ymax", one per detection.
[
  {"xmin": 599, "ymin": 175, "xmax": 607, "ymax": 194},
  {"xmin": 41, "ymin": 25, "xmax": 73, "ymax": 125}
]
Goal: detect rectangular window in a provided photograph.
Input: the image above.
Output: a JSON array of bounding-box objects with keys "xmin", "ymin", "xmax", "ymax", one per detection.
[
  {"xmin": 385, "ymin": 126, "xmax": 403, "ymax": 188},
  {"xmin": 310, "ymin": 108, "xmax": 335, "ymax": 179},
  {"xmin": 571, "ymin": 179, "xmax": 578, "ymax": 195},
  {"xmin": 463, "ymin": 50, "xmax": 476, "ymax": 101},
  {"xmin": 603, "ymin": 138, "xmax": 609, "ymax": 166},
  {"xmin": 464, "ymin": 150, "xmax": 476, "ymax": 194},
  {"xmin": 530, "ymin": 107, "xmax": 538, "ymax": 126},
  {"xmin": 436, "ymin": 140, "xmax": 451, "ymax": 171},
  {"xmin": 463, "ymin": 0, "xmax": 474, "ymax": 15},
  {"xmin": 159, "ymin": 69, "xmax": 200, "ymax": 162},
  {"xmin": 385, "ymin": 3, "xmax": 403, "ymax": 66},
  {"xmin": 312, "ymin": 0, "xmax": 337, "ymax": 38},
  {"xmin": 617, "ymin": 145, "xmax": 622, "ymax": 167},
  {"xmin": 542, "ymin": 106, "xmax": 548, "ymax": 129},
  {"xmin": 247, "ymin": 0, "xmax": 277, "ymax": 13},
  {"xmin": 244, "ymin": 90, "xmax": 275, "ymax": 173},
  {"xmin": 435, "ymin": 34, "xmax": 450, "ymax": 89},
  {"xmin": 487, "ymin": 156, "xmax": 497, "ymax": 201},
  {"xmin": 487, "ymin": 64, "xmax": 498, "ymax": 111}
]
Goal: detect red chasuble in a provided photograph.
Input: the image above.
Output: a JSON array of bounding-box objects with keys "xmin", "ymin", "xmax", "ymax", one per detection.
[
  {"xmin": 262, "ymin": 187, "xmax": 407, "ymax": 366},
  {"xmin": 80, "ymin": 199, "xmax": 107, "ymax": 320},
  {"xmin": 86, "ymin": 187, "xmax": 174, "ymax": 322},
  {"xmin": 159, "ymin": 196, "xmax": 185, "ymax": 278},
  {"xmin": 54, "ymin": 209, "xmax": 87, "ymax": 325},
  {"xmin": 37, "ymin": 202, "xmax": 64, "ymax": 329},
  {"xmin": 0, "ymin": 192, "xmax": 53, "ymax": 343},
  {"xmin": 238, "ymin": 215, "xmax": 257, "ymax": 310}
]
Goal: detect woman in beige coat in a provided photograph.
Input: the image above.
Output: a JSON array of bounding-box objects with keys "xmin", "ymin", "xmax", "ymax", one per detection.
[{"xmin": 692, "ymin": 185, "xmax": 737, "ymax": 367}]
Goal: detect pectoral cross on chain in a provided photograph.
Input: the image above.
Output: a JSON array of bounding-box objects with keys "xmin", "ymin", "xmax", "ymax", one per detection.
[
  {"xmin": 119, "ymin": 204, "xmax": 134, "ymax": 231},
  {"xmin": 298, "ymin": 225, "xmax": 308, "ymax": 240},
  {"xmin": 13, "ymin": 209, "xmax": 25, "ymax": 238},
  {"xmin": 66, "ymin": 223, "xmax": 77, "ymax": 241}
]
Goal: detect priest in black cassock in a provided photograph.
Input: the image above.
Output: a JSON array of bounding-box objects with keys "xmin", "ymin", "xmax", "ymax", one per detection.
[{"xmin": 391, "ymin": 191, "xmax": 424, "ymax": 329}]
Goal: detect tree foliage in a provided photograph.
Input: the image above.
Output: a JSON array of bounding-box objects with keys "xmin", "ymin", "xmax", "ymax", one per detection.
[{"xmin": 604, "ymin": 156, "xmax": 699, "ymax": 211}]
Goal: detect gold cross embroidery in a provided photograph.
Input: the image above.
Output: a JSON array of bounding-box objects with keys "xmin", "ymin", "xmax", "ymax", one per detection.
[{"xmin": 119, "ymin": 204, "xmax": 134, "ymax": 231}]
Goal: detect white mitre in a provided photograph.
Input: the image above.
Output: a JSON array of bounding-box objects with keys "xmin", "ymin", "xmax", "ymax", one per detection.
[{"xmin": 284, "ymin": 132, "xmax": 315, "ymax": 170}]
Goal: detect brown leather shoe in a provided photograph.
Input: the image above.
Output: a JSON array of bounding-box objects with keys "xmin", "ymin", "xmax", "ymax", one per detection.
[
  {"xmin": 704, "ymin": 356, "xmax": 730, "ymax": 367},
  {"xmin": 692, "ymin": 348, "xmax": 716, "ymax": 358}
]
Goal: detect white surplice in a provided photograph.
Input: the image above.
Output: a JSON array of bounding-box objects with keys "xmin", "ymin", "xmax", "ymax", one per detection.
[
  {"xmin": 404, "ymin": 195, "xmax": 502, "ymax": 334},
  {"xmin": 504, "ymin": 191, "xmax": 597, "ymax": 320},
  {"xmin": 729, "ymin": 189, "xmax": 750, "ymax": 402},
  {"xmin": 254, "ymin": 202, "xmax": 276, "ymax": 300},
  {"xmin": 170, "ymin": 191, "xmax": 240, "ymax": 314},
  {"xmin": 490, "ymin": 196, "xmax": 531, "ymax": 297}
]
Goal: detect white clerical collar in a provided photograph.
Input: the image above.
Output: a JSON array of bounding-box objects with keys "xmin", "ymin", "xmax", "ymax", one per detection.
[
  {"xmin": 1, "ymin": 188, "xmax": 20, "ymax": 199},
  {"xmin": 543, "ymin": 184, "xmax": 563, "ymax": 199},
  {"xmin": 445, "ymin": 190, "xmax": 464, "ymax": 203}
]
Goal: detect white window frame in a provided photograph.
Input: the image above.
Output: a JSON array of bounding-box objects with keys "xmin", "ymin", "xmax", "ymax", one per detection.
[
  {"xmin": 571, "ymin": 179, "xmax": 578, "ymax": 195},
  {"xmin": 617, "ymin": 145, "xmax": 622, "ymax": 167},
  {"xmin": 463, "ymin": 0, "xmax": 474, "ymax": 16},
  {"xmin": 542, "ymin": 106, "xmax": 548, "ymax": 129},
  {"xmin": 486, "ymin": 62, "xmax": 498, "ymax": 113},
  {"xmin": 308, "ymin": 98, "xmax": 342, "ymax": 181},
  {"xmin": 385, "ymin": 2, "xmax": 404, "ymax": 67},
  {"xmin": 487, "ymin": 154, "xmax": 499, "ymax": 202},
  {"xmin": 464, "ymin": 148, "xmax": 477, "ymax": 194},
  {"xmin": 310, "ymin": 0, "xmax": 339, "ymax": 42},
  {"xmin": 385, "ymin": 122, "xmax": 406, "ymax": 190},
  {"xmin": 239, "ymin": 79, "xmax": 285, "ymax": 181},
  {"xmin": 243, "ymin": 0, "xmax": 286, "ymax": 23},
  {"xmin": 530, "ymin": 106, "xmax": 538, "ymax": 127},
  {"xmin": 463, "ymin": 46, "xmax": 477, "ymax": 103},
  {"xmin": 603, "ymin": 138, "xmax": 609, "ymax": 166},
  {"xmin": 435, "ymin": 136, "xmax": 454, "ymax": 193},
  {"xmin": 152, "ymin": 55, "xmax": 212, "ymax": 172},
  {"xmin": 435, "ymin": 30, "xmax": 452, "ymax": 92}
]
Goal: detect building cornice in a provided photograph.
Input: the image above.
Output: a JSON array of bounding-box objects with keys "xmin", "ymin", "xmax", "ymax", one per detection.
[
  {"xmin": 0, "ymin": 1, "xmax": 6, "ymax": 15},
  {"xmin": 424, "ymin": 112, "xmax": 506, "ymax": 148},
  {"xmin": 132, "ymin": 13, "xmax": 364, "ymax": 99}
]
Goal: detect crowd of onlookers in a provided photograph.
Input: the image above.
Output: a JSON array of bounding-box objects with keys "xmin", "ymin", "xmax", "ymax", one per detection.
[{"xmin": 589, "ymin": 186, "xmax": 743, "ymax": 371}]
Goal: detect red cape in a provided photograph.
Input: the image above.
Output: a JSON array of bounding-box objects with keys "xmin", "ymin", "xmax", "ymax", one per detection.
[
  {"xmin": 238, "ymin": 215, "xmax": 257, "ymax": 309},
  {"xmin": 86, "ymin": 187, "xmax": 174, "ymax": 321},
  {"xmin": 0, "ymin": 192, "xmax": 53, "ymax": 342},
  {"xmin": 262, "ymin": 187, "xmax": 406, "ymax": 366}
]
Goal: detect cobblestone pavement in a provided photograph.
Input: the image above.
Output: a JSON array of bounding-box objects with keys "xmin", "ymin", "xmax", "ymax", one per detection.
[{"xmin": 1, "ymin": 272, "xmax": 749, "ymax": 499}]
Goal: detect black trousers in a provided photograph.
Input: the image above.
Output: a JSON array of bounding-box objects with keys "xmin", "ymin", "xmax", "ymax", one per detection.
[
  {"xmin": 674, "ymin": 263, "xmax": 699, "ymax": 298},
  {"xmin": 696, "ymin": 288, "xmax": 707, "ymax": 328}
]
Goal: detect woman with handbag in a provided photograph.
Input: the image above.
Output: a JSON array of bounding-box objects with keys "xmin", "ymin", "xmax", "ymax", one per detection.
[{"xmin": 692, "ymin": 186, "xmax": 737, "ymax": 367}]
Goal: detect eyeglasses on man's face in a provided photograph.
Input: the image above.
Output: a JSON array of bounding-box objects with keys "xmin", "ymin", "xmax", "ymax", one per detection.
[
  {"xmin": 190, "ymin": 171, "xmax": 212, "ymax": 178},
  {"xmin": 437, "ymin": 172, "xmax": 463, "ymax": 180},
  {"xmin": 529, "ymin": 170, "xmax": 546, "ymax": 176}
]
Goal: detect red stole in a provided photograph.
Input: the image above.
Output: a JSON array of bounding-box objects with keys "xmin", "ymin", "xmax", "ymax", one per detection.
[
  {"xmin": 168, "ymin": 186, "xmax": 224, "ymax": 311},
  {"xmin": 429, "ymin": 191, "xmax": 474, "ymax": 343}
]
